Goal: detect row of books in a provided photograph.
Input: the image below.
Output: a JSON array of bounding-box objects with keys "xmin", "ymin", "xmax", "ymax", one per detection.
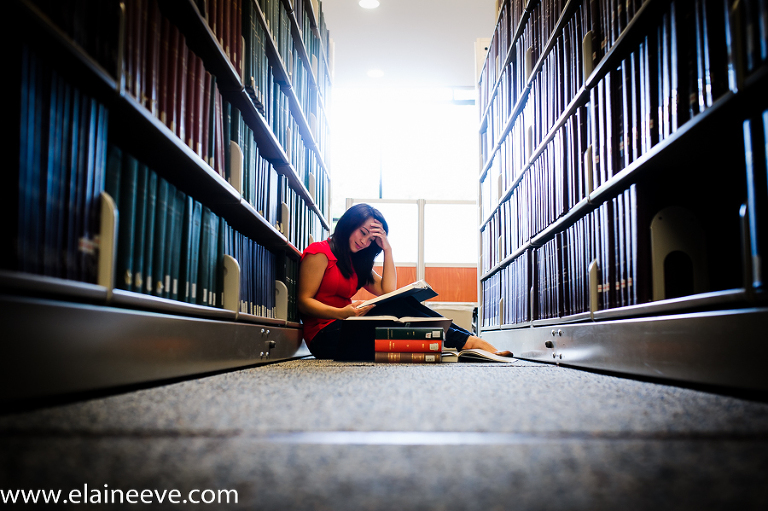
[
  {"xmin": 481, "ymin": 116, "xmax": 585, "ymax": 272},
  {"xmin": 120, "ymin": 0, "xmax": 232, "ymax": 177},
  {"xmin": 29, "ymin": 0, "xmax": 121, "ymax": 76},
  {"xmin": 230, "ymin": 222, "xmax": 278, "ymax": 317},
  {"xmin": 481, "ymin": 0, "xmax": 747, "ymax": 250},
  {"xmin": 481, "ymin": 251, "xmax": 531, "ymax": 327},
  {"xmin": 482, "ymin": 185, "xmax": 642, "ymax": 325},
  {"xmin": 481, "ymin": 167, "xmax": 532, "ymax": 274},
  {"xmin": 534, "ymin": 186, "xmax": 642, "ymax": 319},
  {"xmin": 478, "ymin": 0, "xmax": 526, "ymax": 116},
  {"xmin": 34, "ymin": 0, "xmax": 330, "ymax": 190},
  {"xmin": 191, "ymin": 0, "xmax": 243, "ymax": 77},
  {"xmin": 292, "ymin": 0, "xmax": 333, "ymax": 102},
  {"xmin": 277, "ymin": 256, "xmax": 299, "ymax": 322},
  {"xmin": 230, "ymin": 105, "xmax": 280, "ymax": 223},
  {"xmin": 10, "ymin": 45, "xmax": 108, "ymax": 283},
  {"xmin": 481, "ymin": 0, "xmax": 747, "ymax": 181},
  {"xmin": 277, "ymin": 174, "xmax": 325, "ymax": 252},
  {"xmin": 244, "ymin": 0, "xmax": 330, "ymax": 162},
  {"xmin": 482, "ymin": 0, "xmax": 572, "ymax": 157},
  {"xmin": 123, "ymin": 0, "xmax": 330, "ymax": 233},
  {"xmin": 373, "ymin": 327, "xmax": 445, "ymax": 364},
  {"xmin": 106, "ymin": 145, "xmax": 279, "ymax": 316},
  {"xmin": 294, "ymin": 0, "xmax": 333, "ymax": 82}
]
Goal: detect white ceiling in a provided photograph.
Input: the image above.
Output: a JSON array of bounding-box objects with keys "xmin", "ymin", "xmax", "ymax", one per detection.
[{"xmin": 319, "ymin": 0, "xmax": 498, "ymax": 89}]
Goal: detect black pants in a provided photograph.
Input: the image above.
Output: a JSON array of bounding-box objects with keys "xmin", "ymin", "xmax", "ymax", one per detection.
[{"xmin": 308, "ymin": 297, "xmax": 473, "ymax": 360}]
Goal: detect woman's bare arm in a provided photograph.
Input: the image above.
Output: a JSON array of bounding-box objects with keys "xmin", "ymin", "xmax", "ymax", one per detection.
[{"xmin": 298, "ymin": 253, "xmax": 372, "ymax": 319}]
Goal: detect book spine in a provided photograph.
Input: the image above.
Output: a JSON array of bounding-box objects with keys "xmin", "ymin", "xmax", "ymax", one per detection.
[
  {"xmin": 374, "ymin": 352, "xmax": 442, "ymax": 364},
  {"xmin": 374, "ymin": 327, "xmax": 445, "ymax": 340},
  {"xmin": 374, "ymin": 340, "xmax": 443, "ymax": 353}
]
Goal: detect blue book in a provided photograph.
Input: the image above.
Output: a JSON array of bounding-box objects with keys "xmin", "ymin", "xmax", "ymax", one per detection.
[
  {"xmin": 197, "ymin": 206, "xmax": 212, "ymax": 306},
  {"xmin": 169, "ymin": 190, "xmax": 185, "ymax": 301},
  {"xmin": 116, "ymin": 152, "xmax": 138, "ymax": 291},
  {"xmin": 152, "ymin": 178, "xmax": 169, "ymax": 297},
  {"xmin": 188, "ymin": 201, "xmax": 203, "ymax": 303},
  {"xmin": 142, "ymin": 170, "xmax": 158, "ymax": 294},
  {"xmin": 132, "ymin": 164, "xmax": 149, "ymax": 293}
]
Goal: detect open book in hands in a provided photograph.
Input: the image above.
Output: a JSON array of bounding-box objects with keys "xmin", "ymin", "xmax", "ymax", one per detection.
[
  {"xmin": 354, "ymin": 280, "xmax": 437, "ymax": 309},
  {"xmin": 441, "ymin": 348, "xmax": 516, "ymax": 363}
]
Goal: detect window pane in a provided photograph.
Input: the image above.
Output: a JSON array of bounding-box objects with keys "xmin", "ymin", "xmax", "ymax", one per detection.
[
  {"xmin": 424, "ymin": 203, "xmax": 477, "ymax": 264},
  {"xmin": 350, "ymin": 201, "xmax": 419, "ymax": 264}
]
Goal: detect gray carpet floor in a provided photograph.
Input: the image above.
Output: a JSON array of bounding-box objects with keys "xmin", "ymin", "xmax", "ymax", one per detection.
[{"xmin": 2, "ymin": 357, "xmax": 768, "ymax": 510}]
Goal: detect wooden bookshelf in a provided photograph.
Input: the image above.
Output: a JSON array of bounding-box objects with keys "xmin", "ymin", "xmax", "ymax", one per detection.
[
  {"xmin": 1, "ymin": 0, "xmax": 334, "ymax": 402},
  {"xmin": 477, "ymin": 0, "xmax": 768, "ymax": 392}
]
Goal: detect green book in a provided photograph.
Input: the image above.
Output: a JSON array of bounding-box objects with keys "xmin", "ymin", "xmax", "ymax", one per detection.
[
  {"xmin": 197, "ymin": 206, "xmax": 212, "ymax": 306},
  {"xmin": 217, "ymin": 216, "xmax": 227, "ymax": 308},
  {"xmin": 209, "ymin": 211, "xmax": 219, "ymax": 307},
  {"xmin": 168, "ymin": 189, "xmax": 185, "ymax": 301},
  {"xmin": 374, "ymin": 327, "xmax": 445, "ymax": 341},
  {"xmin": 131, "ymin": 163, "xmax": 149, "ymax": 293},
  {"xmin": 104, "ymin": 145, "xmax": 121, "ymax": 210},
  {"xmin": 161, "ymin": 182, "xmax": 177, "ymax": 299},
  {"xmin": 188, "ymin": 200, "xmax": 203, "ymax": 303},
  {"xmin": 151, "ymin": 178, "xmax": 169, "ymax": 298},
  {"xmin": 142, "ymin": 170, "xmax": 158, "ymax": 294},
  {"xmin": 115, "ymin": 151, "xmax": 138, "ymax": 290},
  {"xmin": 178, "ymin": 196, "xmax": 194, "ymax": 303}
]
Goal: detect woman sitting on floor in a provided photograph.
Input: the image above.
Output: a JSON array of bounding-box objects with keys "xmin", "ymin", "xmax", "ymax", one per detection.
[{"xmin": 298, "ymin": 203, "xmax": 499, "ymax": 360}]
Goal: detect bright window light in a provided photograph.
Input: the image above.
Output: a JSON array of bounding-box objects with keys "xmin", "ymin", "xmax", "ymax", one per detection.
[
  {"xmin": 359, "ymin": 0, "xmax": 380, "ymax": 8},
  {"xmin": 367, "ymin": 69, "xmax": 384, "ymax": 78}
]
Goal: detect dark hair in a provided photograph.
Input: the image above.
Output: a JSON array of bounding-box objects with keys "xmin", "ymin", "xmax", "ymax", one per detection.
[{"xmin": 329, "ymin": 203, "xmax": 389, "ymax": 289}]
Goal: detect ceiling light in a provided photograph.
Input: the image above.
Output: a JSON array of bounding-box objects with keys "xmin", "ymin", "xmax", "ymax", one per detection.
[
  {"xmin": 367, "ymin": 69, "xmax": 384, "ymax": 78},
  {"xmin": 359, "ymin": 0, "xmax": 380, "ymax": 9}
]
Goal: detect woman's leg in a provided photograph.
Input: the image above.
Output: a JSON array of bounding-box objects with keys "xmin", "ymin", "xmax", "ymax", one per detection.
[
  {"xmin": 307, "ymin": 320, "xmax": 343, "ymax": 359},
  {"xmin": 368, "ymin": 297, "xmax": 472, "ymax": 349}
]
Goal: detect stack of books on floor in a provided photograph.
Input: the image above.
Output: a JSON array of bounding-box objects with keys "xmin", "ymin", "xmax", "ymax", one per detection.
[
  {"xmin": 373, "ymin": 326, "xmax": 518, "ymax": 364},
  {"xmin": 374, "ymin": 327, "xmax": 444, "ymax": 364}
]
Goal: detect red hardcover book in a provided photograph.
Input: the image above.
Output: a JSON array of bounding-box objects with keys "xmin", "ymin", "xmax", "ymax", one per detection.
[
  {"xmin": 201, "ymin": 70, "xmax": 212, "ymax": 164},
  {"xmin": 176, "ymin": 31, "xmax": 187, "ymax": 141},
  {"xmin": 374, "ymin": 352, "xmax": 442, "ymax": 364},
  {"xmin": 195, "ymin": 55, "xmax": 206, "ymax": 157},
  {"xmin": 158, "ymin": 17, "xmax": 170, "ymax": 127},
  {"xmin": 219, "ymin": 0, "xmax": 227, "ymax": 54},
  {"xmin": 215, "ymin": 90, "xmax": 224, "ymax": 176},
  {"xmin": 374, "ymin": 339, "xmax": 443, "ymax": 353},
  {"xmin": 137, "ymin": 0, "xmax": 148, "ymax": 105},
  {"xmin": 124, "ymin": 0, "xmax": 136, "ymax": 96},
  {"xmin": 209, "ymin": 0, "xmax": 217, "ymax": 36},
  {"xmin": 145, "ymin": 0, "xmax": 160, "ymax": 116},
  {"xmin": 186, "ymin": 51, "xmax": 197, "ymax": 151},
  {"xmin": 235, "ymin": 0, "xmax": 242, "ymax": 74}
]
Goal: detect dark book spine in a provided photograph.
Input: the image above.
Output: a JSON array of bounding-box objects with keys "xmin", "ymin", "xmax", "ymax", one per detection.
[
  {"xmin": 374, "ymin": 352, "xmax": 442, "ymax": 364},
  {"xmin": 142, "ymin": 170, "xmax": 158, "ymax": 294},
  {"xmin": 132, "ymin": 164, "xmax": 148, "ymax": 293},
  {"xmin": 374, "ymin": 327, "xmax": 445, "ymax": 341},
  {"xmin": 744, "ymin": 115, "xmax": 768, "ymax": 289},
  {"xmin": 116, "ymin": 151, "xmax": 139, "ymax": 290}
]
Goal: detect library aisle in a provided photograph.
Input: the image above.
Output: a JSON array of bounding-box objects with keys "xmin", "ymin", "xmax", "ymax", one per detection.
[{"xmin": 2, "ymin": 359, "xmax": 767, "ymax": 509}]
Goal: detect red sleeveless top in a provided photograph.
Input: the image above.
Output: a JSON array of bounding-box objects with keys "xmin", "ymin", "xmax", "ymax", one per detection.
[{"xmin": 301, "ymin": 240, "xmax": 358, "ymax": 344}]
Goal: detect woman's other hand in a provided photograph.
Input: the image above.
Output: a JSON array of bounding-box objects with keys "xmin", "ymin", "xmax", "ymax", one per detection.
[
  {"xmin": 339, "ymin": 301, "xmax": 375, "ymax": 319},
  {"xmin": 369, "ymin": 220, "xmax": 391, "ymax": 251}
]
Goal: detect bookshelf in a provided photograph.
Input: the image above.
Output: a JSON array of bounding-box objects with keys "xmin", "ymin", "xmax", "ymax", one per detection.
[
  {"xmin": 478, "ymin": 0, "xmax": 768, "ymax": 391},
  {"xmin": 1, "ymin": 0, "xmax": 334, "ymax": 401}
]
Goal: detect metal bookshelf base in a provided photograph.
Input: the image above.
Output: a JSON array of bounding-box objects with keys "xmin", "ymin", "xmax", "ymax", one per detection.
[
  {"xmin": 483, "ymin": 307, "xmax": 768, "ymax": 392},
  {"xmin": 0, "ymin": 295, "xmax": 304, "ymax": 401}
]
